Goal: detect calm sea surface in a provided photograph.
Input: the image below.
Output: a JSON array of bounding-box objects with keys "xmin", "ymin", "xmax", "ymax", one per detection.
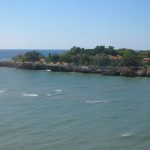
[{"xmin": 0, "ymin": 51, "xmax": 150, "ymax": 150}]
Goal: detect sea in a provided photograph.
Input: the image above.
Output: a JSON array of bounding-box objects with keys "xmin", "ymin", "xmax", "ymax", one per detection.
[{"xmin": 0, "ymin": 50, "xmax": 150, "ymax": 150}]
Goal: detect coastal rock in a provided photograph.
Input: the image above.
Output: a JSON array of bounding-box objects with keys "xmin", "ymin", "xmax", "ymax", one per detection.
[
  {"xmin": 137, "ymin": 69, "xmax": 147, "ymax": 77},
  {"xmin": 119, "ymin": 67, "xmax": 137, "ymax": 77},
  {"xmin": 0, "ymin": 61, "xmax": 150, "ymax": 77},
  {"xmin": 146, "ymin": 68, "xmax": 150, "ymax": 76}
]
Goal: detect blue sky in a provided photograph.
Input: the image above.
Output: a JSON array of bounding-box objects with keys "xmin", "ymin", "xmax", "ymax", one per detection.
[{"xmin": 0, "ymin": 0, "xmax": 150, "ymax": 49}]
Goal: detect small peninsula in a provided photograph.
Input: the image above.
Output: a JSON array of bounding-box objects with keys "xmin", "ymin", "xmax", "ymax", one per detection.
[{"xmin": 1, "ymin": 46, "xmax": 150, "ymax": 77}]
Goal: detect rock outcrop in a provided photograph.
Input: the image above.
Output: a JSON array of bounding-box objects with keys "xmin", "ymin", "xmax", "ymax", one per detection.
[{"xmin": 0, "ymin": 61, "xmax": 150, "ymax": 77}]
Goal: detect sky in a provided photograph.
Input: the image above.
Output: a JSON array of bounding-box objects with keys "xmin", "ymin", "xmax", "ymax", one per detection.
[{"xmin": 0, "ymin": 0, "xmax": 150, "ymax": 50}]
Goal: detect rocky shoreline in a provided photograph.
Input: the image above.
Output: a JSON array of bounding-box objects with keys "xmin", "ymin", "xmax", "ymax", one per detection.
[{"xmin": 0, "ymin": 61, "xmax": 150, "ymax": 77}]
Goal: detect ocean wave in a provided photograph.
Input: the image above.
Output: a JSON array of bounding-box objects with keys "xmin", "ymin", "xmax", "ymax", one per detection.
[
  {"xmin": 22, "ymin": 93, "xmax": 39, "ymax": 97},
  {"xmin": 121, "ymin": 132, "xmax": 132, "ymax": 137},
  {"xmin": 46, "ymin": 94, "xmax": 53, "ymax": 97},
  {"xmin": 46, "ymin": 93, "xmax": 63, "ymax": 97},
  {"xmin": 55, "ymin": 90, "xmax": 62, "ymax": 92},
  {"xmin": 0, "ymin": 90, "xmax": 7, "ymax": 93},
  {"xmin": 86, "ymin": 100, "xmax": 111, "ymax": 104}
]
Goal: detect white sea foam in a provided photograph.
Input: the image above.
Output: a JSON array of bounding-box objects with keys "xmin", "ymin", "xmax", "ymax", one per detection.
[
  {"xmin": 47, "ymin": 93, "xmax": 62, "ymax": 97},
  {"xmin": 86, "ymin": 100, "xmax": 111, "ymax": 104},
  {"xmin": 0, "ymin": 90, "xmax": 7, "ymax": 93},
  {"xmin": 55, "ymin": 90, "xmax": 62, "ymax": 92},
  {"xmin": 121, "ymin": 132, "xmax": 132, "ymax": 137},
  {"xmin": 46, "ymin": 69, "xmax": 51, "ymax": 72},
  {"xmin": 23, "ymin": 93, "xmax": 39, "ymax": 97},
  {"xmin": 47, "ymin": 94, "xmax": 53, "ymax": 97}
]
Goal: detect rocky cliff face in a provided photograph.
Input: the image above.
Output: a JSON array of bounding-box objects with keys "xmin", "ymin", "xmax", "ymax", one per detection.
[{"xmin": 0, "ymin": 61, "xmax": 150, "ymax": 77}]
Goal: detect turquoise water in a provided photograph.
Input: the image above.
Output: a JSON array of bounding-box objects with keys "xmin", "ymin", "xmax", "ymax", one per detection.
[{"xmin": 0, "ymin": 67, "xmax": 150, "ymax": 150}]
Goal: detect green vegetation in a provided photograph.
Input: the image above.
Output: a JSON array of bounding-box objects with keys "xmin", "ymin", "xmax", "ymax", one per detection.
[
  {"xmin": 13, "ymin": 51, "xmax": 42, "ymax": 63},
  {"xmin": 12, "ymin": 46, "xmax": 150, "ymax": 67}
]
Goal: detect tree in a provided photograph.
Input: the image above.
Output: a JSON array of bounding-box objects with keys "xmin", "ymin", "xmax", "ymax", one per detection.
[
  {"xmin": 12, "ymin": 55, "xmax": 25, "ymax": 62},
  {"xmin": 93, "ymin": 55, "xmax": 110, "ymax": 66},
  {"xmin": 79, "ymin": 54, "xmax": 91, "ymax": 65},
  {"xmin": 24, "ymin": 51, "xmax": 41, "ymax": 63},
  {"xmin": 106, "ymin": 46, "xmax": 117, "ymax": 56},
  {"xmin": 94, "ymin": 45, "xmax": 106, "ymax": 55},
  {"xmin": 68, "ymin": 46, "xmax": 82, "ymax": 55},
  {"xmin": 122, "ymin": 50, "xmax": 140, "ymax": 66},
  {"xmin": 47, "ymin": 54, "xmax": 60, "ymax": 62}
]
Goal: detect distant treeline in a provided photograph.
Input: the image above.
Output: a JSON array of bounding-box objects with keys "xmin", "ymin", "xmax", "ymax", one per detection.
[{"xmin": 13, "ymin": 46, "xmax": 150, "ymax": 67}]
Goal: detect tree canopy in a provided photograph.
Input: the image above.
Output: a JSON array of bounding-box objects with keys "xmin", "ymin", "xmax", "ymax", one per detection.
[
  {"xmin": 13, "ymin": 46, "xmax": 150, "ymax": 67},
  {"xmin": 13, "ymin": 51, "xmax": 41, "ymax": 63}
]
